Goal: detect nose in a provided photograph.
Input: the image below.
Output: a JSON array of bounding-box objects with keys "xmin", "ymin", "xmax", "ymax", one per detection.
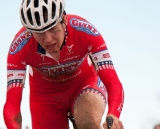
[{"xmin": 43, "ymin": 31, "xmax": 54, "ymax": 44}]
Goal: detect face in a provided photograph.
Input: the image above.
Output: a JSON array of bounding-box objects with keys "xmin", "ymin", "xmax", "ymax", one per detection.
[{"xmin": 32, "ymin": 22, "xmax": 66, "ymax": 54}]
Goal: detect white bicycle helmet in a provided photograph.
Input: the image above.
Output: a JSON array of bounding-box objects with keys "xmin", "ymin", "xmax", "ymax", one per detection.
[{"xmin": 20, "ymin": 0, "xmax": 66, "ymax": 33}]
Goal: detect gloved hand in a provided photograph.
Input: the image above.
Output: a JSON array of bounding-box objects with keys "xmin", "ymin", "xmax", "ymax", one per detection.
[{"xmin": 102, "ymin": 114, "xmax": 124, "ymax": 129}]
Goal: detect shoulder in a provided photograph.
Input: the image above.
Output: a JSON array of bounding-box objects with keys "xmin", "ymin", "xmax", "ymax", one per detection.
[
  {"xmin": 66, "ymin": 14, "xmax": 100, "ymax": 36},
  {"xmin": 66, "ymin": 14, "xmax": 87, "ymax": 21},
  {"xmin": 9, "ymin": 27, "xmax": 33, "ymax": 55}
]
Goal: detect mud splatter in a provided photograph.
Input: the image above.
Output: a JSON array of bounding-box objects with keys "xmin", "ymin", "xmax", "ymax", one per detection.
[{"xmin": 14, "ymin": 113, "xmax": 22, "ymax": 124}]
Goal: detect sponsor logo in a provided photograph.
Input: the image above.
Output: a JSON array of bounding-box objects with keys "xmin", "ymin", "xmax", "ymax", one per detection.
[
  {"xmin": 63, "ymin": 55, "xmax": 80, "ymax": 61},
  {"xmin": 37, "ymin": 59, "xmax": 83, "ymax": 77},
  {"xmin": 43, "ymin": 69, "xmax": 82, "ymax": 82},
  {"xmin": 117, "ymin": 90, "xmax": 124, "ymax": 112},
  {"xmin": 70, "ymin": 18, "xmax": 99, "ymax": 36},
  {"xmin": 21, "ymin": 61, "xmax": 26, "ymax": 65},
  {"xmin": 92, "ymin": 50, "xmax": 114, "ymax": 70},
  {"xmin": 39, "ymin": 62, "xmax": 51, "ymax": 65},
  {"xmin": 7, "ymin": 70, "xmax": 26, "ymax": 82},
  {"xmin": 97, "ymin": 43, "xmax": 106, "ymax": 49},
  {"xmin": 9, "ymin": 30, "xmax": 32, "ymax": 54},
  {"xmin": 103, "ymin": 53, "xmax": 110, "ymax": 58},
  {"xmin": 92, "ymin": 50, "xmax": 111, "ymax": 62},
  {"xmin": 7, "ymin": 74, "xmax": 13, "ymax": 78},
  {"xmin": 67, "ymin": 45, "xmax": 73, "ymax": 53},
  {"xmin": 88, "ymin": 45, "xmax": 92, "ymax": 51},
  {"xmin": 7, "ymin": 63, "xmax": 17, "ymax": 67},
  {"xmin": 18, "ymin": 73, "xmax": 25, "ymax": 77}
]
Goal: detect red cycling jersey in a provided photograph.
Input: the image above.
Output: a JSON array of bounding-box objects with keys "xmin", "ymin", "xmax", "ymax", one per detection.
[{"xmin": 4, "ymin": 14, "xmax": 124, "ymax": 129}]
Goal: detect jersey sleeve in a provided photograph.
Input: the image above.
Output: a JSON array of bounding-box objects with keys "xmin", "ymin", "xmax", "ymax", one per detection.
[
  {"xmin": 86, "ymin": 27, "xmax": 124, "ymax": 118},
  {"xmin": 3, "ymin": 28, "xmax": 31, "ymax": 128}
]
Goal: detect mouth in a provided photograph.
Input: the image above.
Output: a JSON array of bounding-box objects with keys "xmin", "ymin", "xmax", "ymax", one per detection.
[{"xmin": 46, "ymin": 43, "xmax": 57, "ymax": 50}]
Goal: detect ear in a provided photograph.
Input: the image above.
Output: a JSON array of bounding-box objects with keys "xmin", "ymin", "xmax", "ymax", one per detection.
[{"xmin": 63, "ymin": 15, "xmax": 67, "ymax": 25}]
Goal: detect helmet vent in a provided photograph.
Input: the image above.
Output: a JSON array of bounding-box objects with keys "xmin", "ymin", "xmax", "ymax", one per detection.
[
  {"xmin": 22, "ymin": 0, "xmax": 25, "ymax": 5},
  {"xmin": 44, "ymin": 0, "xmax": 48, "ymax": 4},
  {"xmin": 51, "ymin": 2, "xmax": 56, "ymax": 19},
  {"xmin": 20, "ymin": 0, "xmax": 66, "ymax": 32},
  {"xmin": 21, "ymin": 9, "xmax": 27, "ymax": 24},
  {"xmin": 35, "ymin": 12, "xmax": 41, "ymax": 26},
  {"xmin": 34, "ymin": 0, "xmax": 39, "ymax": 8},
  {"xmin": 27, "ymin": 9, "xmax": 33, "ymax": 25},
  {"xmin": 27, "ymin": 0, "xmax": 31, "ymax": 7},
  {"xmin": 59, "ymin": 2, "xmax": 62, "ymax": 18},
  {"xmin": 43, "ymin": 6, "xmax": 48, "ymax": 23}
]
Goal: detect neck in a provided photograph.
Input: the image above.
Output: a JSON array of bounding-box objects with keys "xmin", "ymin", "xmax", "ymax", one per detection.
[{"xmin": 50, "ymin": 51, "xmax": 60, "ymax": 61}]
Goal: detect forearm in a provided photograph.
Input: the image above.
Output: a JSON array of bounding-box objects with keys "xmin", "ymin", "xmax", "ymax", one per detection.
[
  {"xmin": 3, "ymin": 87, "xmax": 23, "ymax": 129},
  {"xmin": 3, "ymin": 103, "xmax": 22, "ymax": 129},
  {"xmin": 107, "ymin": 83, "xmax": 124, "ymax": 118},
  {"xmin": 98, "ymin": 70, "xmax": 124, "ymax": 118}
]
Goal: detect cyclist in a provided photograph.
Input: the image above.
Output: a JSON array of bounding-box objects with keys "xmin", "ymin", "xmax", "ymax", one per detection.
[{"xmin": 3, "ymin": 0, "xmax": 124, "ymax": 129}]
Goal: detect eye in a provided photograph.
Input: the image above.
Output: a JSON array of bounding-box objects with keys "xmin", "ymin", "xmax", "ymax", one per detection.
[{"xmin": 49, "ymin": 27, "xmax": 56, "ymax": 32}]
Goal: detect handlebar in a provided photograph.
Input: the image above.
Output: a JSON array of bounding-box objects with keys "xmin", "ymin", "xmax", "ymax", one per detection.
[{"xmin": 106, "ymin": 116, "xmax": 114, "ymax": 129}]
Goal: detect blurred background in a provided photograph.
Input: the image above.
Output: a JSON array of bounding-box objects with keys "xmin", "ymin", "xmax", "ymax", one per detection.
[{"xmin": 0, "ymin": 0, "xmax": 160, "ymax": 128}]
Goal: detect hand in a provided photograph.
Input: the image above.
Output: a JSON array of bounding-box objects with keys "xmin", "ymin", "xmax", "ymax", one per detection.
[{"xmin": 102, "ymin": 114, "xmax": 124, "ymax": 129}]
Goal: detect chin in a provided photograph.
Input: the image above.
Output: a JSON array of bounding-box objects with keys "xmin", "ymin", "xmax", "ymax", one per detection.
[
  {"xmin": 51, "ymin": 49, "xmax": 59, "ymax": 53},
  {"xmin": 47, "ymin": 47, "xmax": 59, "ymax": 53}
]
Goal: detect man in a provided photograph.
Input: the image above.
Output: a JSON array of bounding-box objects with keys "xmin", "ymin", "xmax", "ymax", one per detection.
[{"xmin": 3, "ymin": 0, "xmax": 124, "ymax": 129}]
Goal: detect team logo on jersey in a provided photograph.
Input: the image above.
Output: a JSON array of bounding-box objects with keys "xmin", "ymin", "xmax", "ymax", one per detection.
[
  {"xmin": 67, "ymin": 45, "xmax": 73, "ymax": 53},
  {"xmin": 70, "ymin": 18, "xmax": 99, "ymax": 36},
  {"xmin": 9, "ymin": 30, "xmax": 32, "ymax": 54},
  {"xmin": 37, "ymin": 59, "xmax": 82, "ymax": 78}
]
